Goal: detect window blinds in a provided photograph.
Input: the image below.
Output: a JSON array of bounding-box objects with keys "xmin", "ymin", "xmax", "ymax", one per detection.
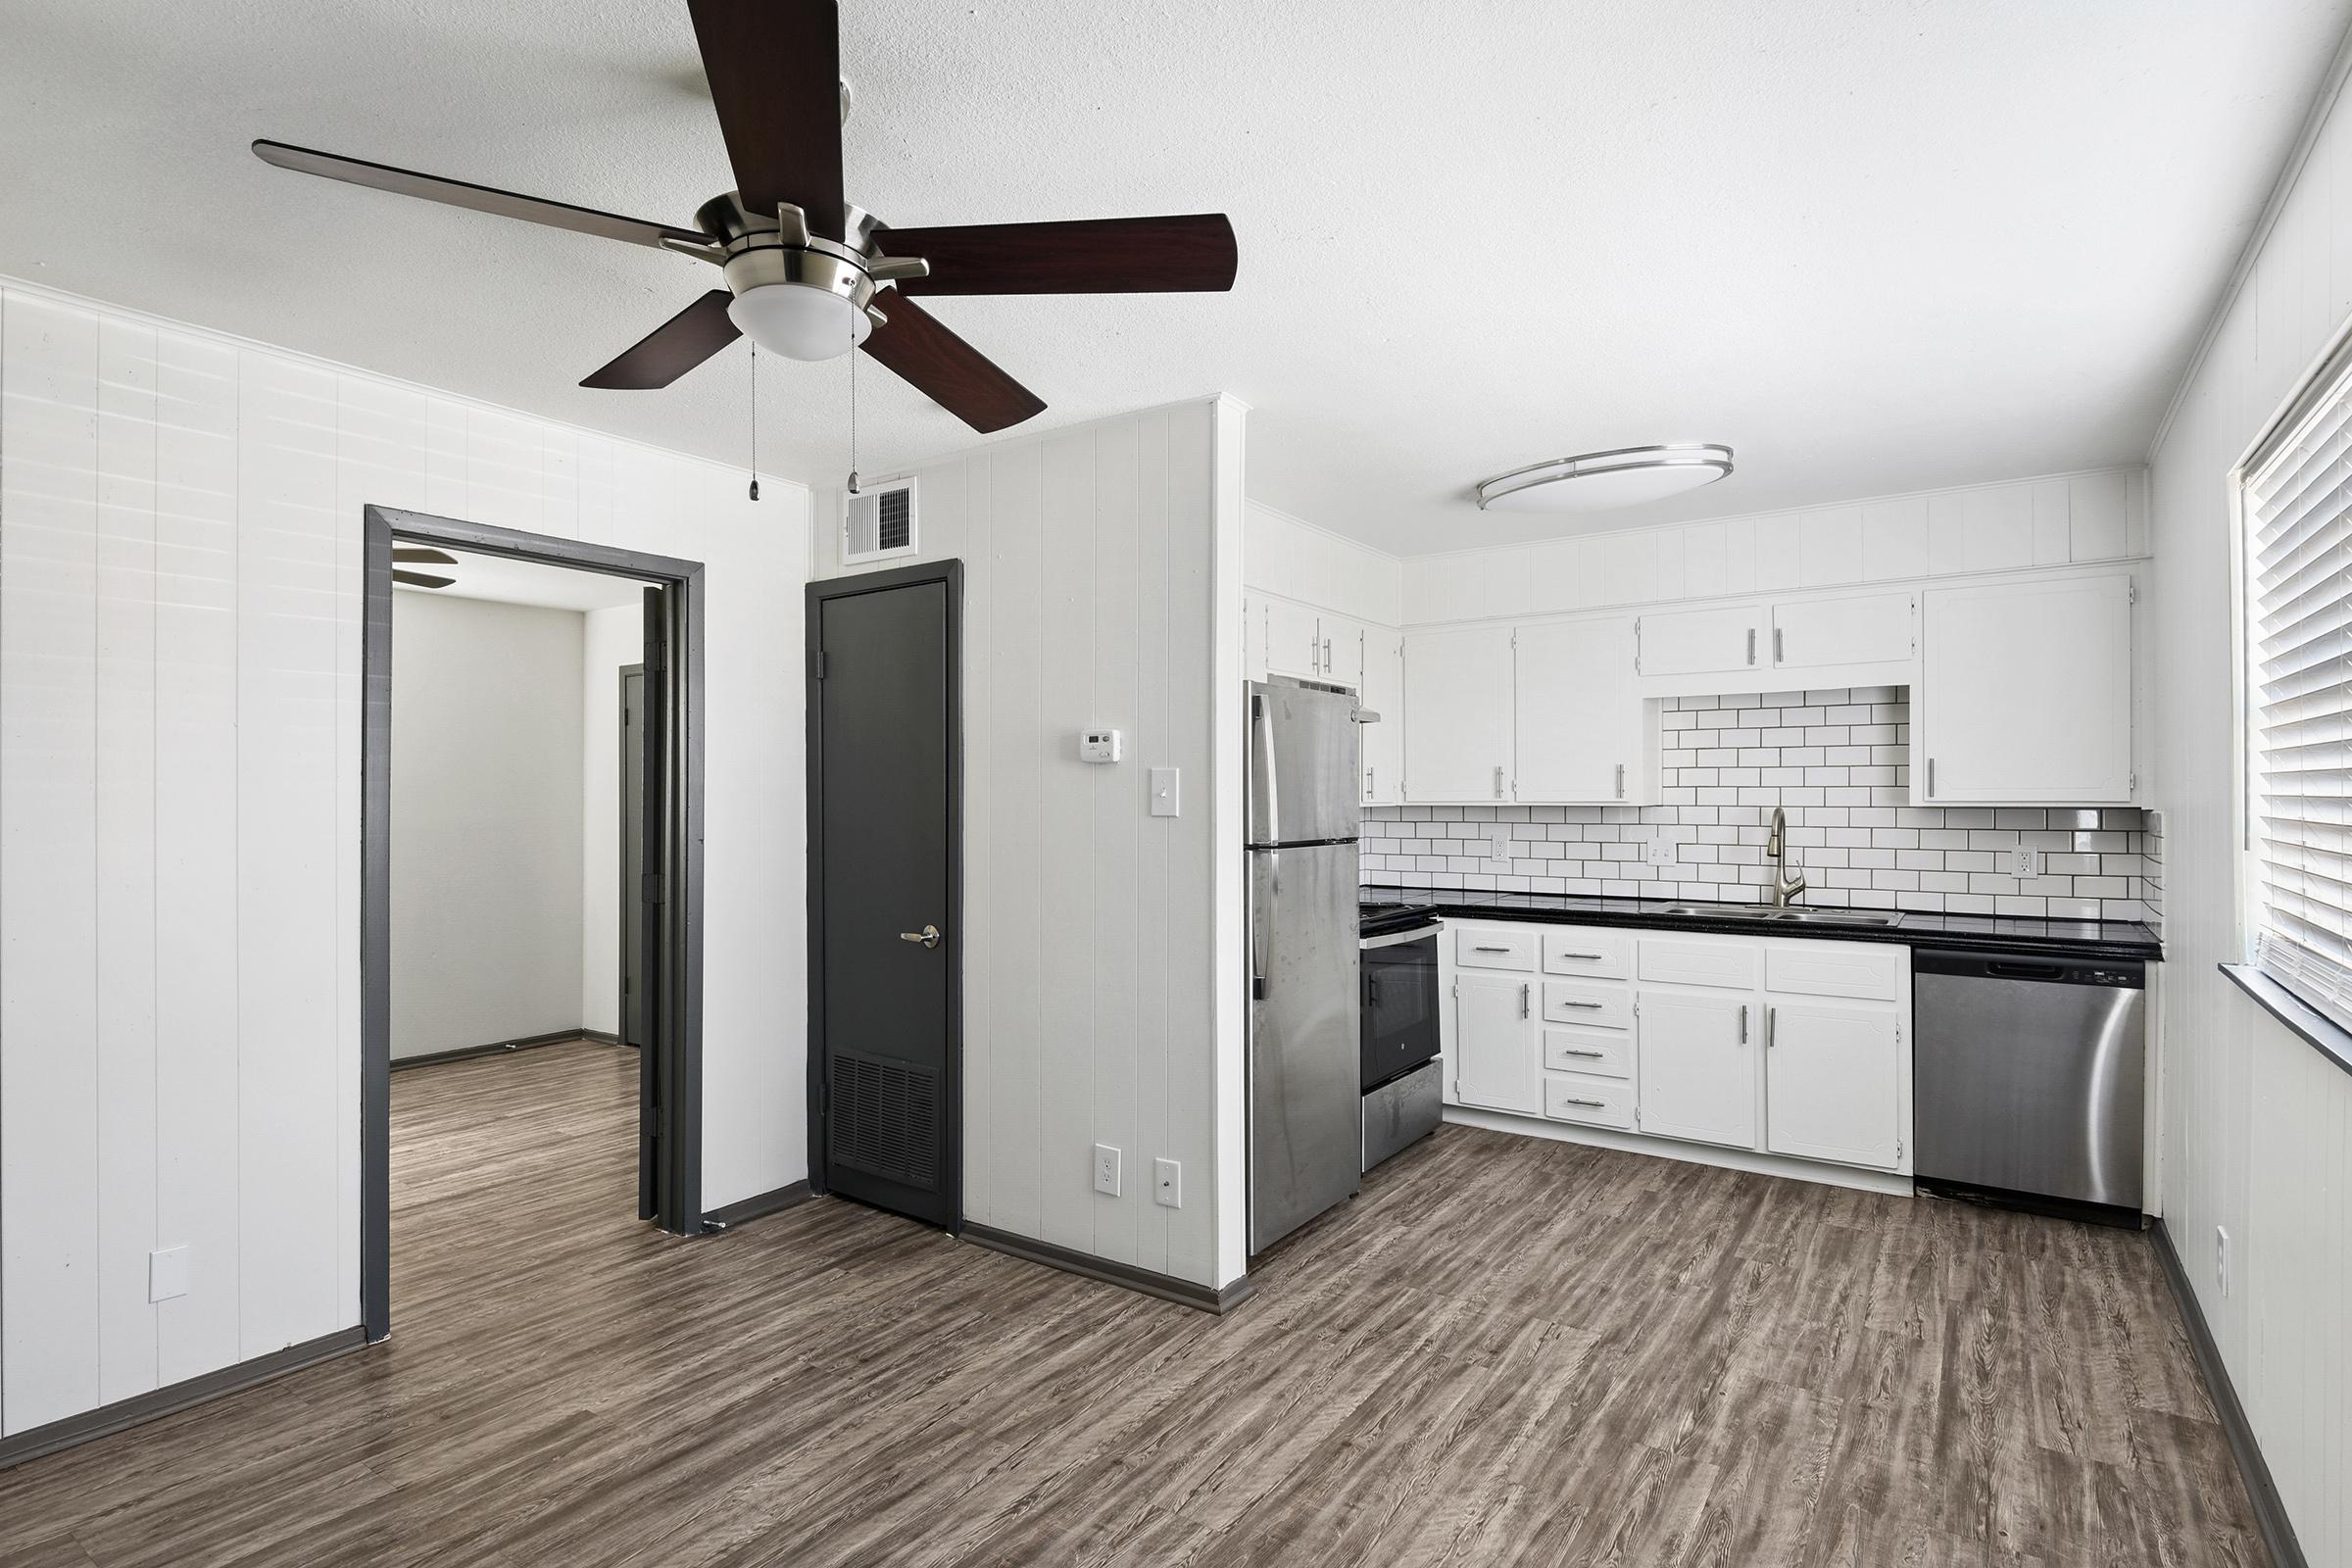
[{"xmin": 2247, "ymin": 356, "xmax": 2352, "ymax": 1031}]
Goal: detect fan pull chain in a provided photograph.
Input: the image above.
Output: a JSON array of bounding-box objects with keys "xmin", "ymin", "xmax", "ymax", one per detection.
[
  {"xmin": 846, "ymin": 317, "xmax": 860, "ymax": 496},
  {"xmin": 747, "ymin": 341, "xmax": 760, "ymax": 502}
]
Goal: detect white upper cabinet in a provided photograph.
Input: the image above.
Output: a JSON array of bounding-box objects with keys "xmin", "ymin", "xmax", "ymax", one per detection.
[
  {"xmin": 1402, "ymin": 625, "xmax": 1514, "ymax": 803},
  {"xmin": 1262, "ymin": 595, "xmax": 1322, "ymax": 682},
  {"xmin": 1637, "ymin": 603, "xmax": 1766, "ymax": 679},
  {"xmin": 1917, "ymin": 572, "xmax": 2132, "ymax": 805},
  {"xmin": 1770, "ymin": 590, "xmax": 1914, "ymax": 670},
  {"xmin": 1359, "ymin": 623, "xmax": 1403, "ymax": 806},
  {"xmin": 1515, "ymin": 617, "xmax": 1642, "ymax": 804},
  {"xmin": 1320, "ymin": 612, "xmax": 1363, "ymax": 691}
]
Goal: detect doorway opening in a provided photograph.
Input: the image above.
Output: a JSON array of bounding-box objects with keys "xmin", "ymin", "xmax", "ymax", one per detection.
[{"xmin": 361, "ymin": 506, "xmax": 706, "ymax": 1344}]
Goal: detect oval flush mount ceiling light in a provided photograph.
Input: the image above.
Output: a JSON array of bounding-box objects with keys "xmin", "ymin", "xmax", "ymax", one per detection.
[{"xmin": 1475, "ymin": 444, "xmax": 1734, "ymax": 513}]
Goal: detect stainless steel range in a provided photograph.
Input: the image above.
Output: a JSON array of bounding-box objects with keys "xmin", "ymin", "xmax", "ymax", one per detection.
[{"xmin": 1359, "ymin": 901, "xmax": 1442, "ymax": 1171}]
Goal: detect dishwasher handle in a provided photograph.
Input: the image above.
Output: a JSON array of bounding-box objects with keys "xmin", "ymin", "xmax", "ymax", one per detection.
[{"xmin": 1913, "ymin": 947, "xmax": 2144, "ymax": 989}]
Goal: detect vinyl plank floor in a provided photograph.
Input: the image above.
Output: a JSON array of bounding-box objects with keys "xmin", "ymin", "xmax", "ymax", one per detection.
[{"xmin": 0, "ymin": 1041, "xmax": 2267, "ymax": 1567}]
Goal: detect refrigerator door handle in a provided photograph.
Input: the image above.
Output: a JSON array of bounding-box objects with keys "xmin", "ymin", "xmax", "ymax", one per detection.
[
  {"xmin": 1249, "ymin": 691, "xmax": 1277, "ymax": 844},
  {"xmin": 1250, "ymin": 851, "xmax": 1273, "ymax": 1000}
]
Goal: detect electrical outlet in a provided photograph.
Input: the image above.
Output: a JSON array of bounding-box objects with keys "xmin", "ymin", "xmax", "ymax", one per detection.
[
  {"xmin": 1093, "ymin": 1143, "xmax": 1122, "ymax": 1198},
  {"xmin": 2216, "ymin": 1225, "xmax": 2230, "ymax": 1297},
  {"xmin": 2009, "ymin": 844, "xmax": 2041, "ymax": 878},
  {"xmin": 1644, "ymin": 835, "xmax": 1678, "ymax": 867},
  {"xmin": 1490, "ymin": 828, "xmax": 1511, "ymax": 864},
  {"xmin": 1153, "ymin": 1157, "xmax": 1182, "ymax": 1208}
]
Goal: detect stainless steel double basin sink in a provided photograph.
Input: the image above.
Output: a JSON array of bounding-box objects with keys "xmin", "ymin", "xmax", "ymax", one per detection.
[{"xmin": 1654, "ymin": 903, "xmax": 1899, "ymax": 928}]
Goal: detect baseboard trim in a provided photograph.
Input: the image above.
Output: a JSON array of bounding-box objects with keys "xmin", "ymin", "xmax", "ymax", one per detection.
[
  {"xmin": 702, "ymin": 1180, "xmax": 815, "ymax": 1231},
  {"xmin": 0, "ymin": 1325, "xmax": 369, "ymax": 1471},
  {"xmin": 391, "ymin": 1029, "xmax": 609, "ymax": 1071},
  {"xmin": 1445, "ymin": 1105, "xmax": 1916, "ymax": 1198},
  {"xmin": 2151, "ymin": 1220, "xmax": 2306, "ymax": 1568},
  {"xmin": 961, "ymin": 1222, "xmax": 1254, "ymax": 1315}
]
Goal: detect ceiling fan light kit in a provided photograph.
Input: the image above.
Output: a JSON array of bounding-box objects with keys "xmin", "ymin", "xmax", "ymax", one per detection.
[
  {"xmin": 252, "ymin": 0, "xmax": 1237, "ymax": 433},
  {"xmin": 1475, "ymin": 443, "xmax": 1735, "ymax": 514}
]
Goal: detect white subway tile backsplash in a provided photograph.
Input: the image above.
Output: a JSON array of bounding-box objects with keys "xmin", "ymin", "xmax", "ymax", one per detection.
[{"xmin": 1362, "ymin": 685, "xmax": 2155, "ymax": 922}]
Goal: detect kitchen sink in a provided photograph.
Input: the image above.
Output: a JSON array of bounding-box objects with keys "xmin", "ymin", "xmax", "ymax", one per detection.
[{"xmin": 1655, "ymin": 903, "xmax": 1898, "ymax": 928}]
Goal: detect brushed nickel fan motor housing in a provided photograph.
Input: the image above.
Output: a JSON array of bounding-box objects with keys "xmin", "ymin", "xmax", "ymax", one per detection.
[{"xmin": 691, "ymin": 194, "xmax": 915, "ymax": 325}]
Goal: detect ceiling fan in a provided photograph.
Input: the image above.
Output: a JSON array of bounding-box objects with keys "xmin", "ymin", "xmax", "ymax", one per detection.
[
  {"xmin": 394, "ymin": 547, "xmax": 458, "ymax": 590},
  {"xmin": 252, "ymin": 0, "xmax": 1238, "ymax": 434}
]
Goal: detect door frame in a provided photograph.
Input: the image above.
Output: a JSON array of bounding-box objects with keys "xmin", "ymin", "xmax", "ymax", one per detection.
[
  {"xmin": 361, "ymin": 505, "xmax": 707, "ymax": 1345},
  {"xmin": 618, "ymin": 662, "xmax": 646, "ymax": 1052},
  {"xmin": 804, "ymin": 559, "xmax": 964, "ymax": 1225}
]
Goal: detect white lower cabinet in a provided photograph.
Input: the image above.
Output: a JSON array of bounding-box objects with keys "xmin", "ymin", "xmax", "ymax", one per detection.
[
  {"xmin": 1763, "ymin": 1000, "xmax": 1902, "ymax": 1168},
  {"xmin": 1443, "ymin": 918, "xmax": 1912, "ymax": 1182},
  {"xmin": 1450, "ymin": 971, "xmax": 1540, "ymax": 1115},
  {"xmin": 1633, "ymin": 990, "xmax": 1756, "ymax": 1148}
]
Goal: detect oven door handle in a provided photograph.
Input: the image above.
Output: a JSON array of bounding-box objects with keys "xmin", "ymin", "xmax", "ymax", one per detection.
[{"xmin": 1360, "ymin": 923, "xmax": 1444, "ymax": 950}]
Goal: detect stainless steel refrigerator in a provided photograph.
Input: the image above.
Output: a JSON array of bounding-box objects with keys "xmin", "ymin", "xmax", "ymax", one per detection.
[{"xmin": 1247, "ymin": 678, "xmax": 1363, "ymax": 1254}]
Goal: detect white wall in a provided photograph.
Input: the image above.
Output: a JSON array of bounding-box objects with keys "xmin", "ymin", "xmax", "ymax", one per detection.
[
  {"xmin": 579, "ymin": 603, "xmax": 642, "ymax": 1037},
  {"xmin": 810, "ymin": 397, "xmax": 1249, "ymax": 1291},
  {"xmin": 390, "ymin": 593, "xmax": 585, "ymax": 1059},
  {"xmin": 1244, "ymin": 499, "xmax": 1402, "ymax": 626},
  {"xmin": 2144, "ymin": 45, "xmax": 2352, "ymax": 1565},
  {"xmin": 1397, "ymin": 467, "xmax": 2145, "ymax": 623},
  {"xmin": 0, "ymin": 279, "xmax": 808, "ymax": 1438}
]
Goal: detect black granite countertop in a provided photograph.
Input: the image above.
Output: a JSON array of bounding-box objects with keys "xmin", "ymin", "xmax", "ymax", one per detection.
[{"xmin": 1362, "ymin": 884, "xmax": 2162, "ymax": 962}]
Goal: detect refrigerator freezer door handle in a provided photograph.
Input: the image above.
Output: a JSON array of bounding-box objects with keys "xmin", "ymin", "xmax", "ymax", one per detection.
[{"xmin": 1250, "ymin": 852, "xmax": 1273, "ymax": 1000}]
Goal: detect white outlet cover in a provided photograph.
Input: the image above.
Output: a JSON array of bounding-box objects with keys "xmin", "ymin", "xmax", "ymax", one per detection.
[
  {"xmin": 1491, "ymin": 828, "xmax": 1511, "ymax": 863},
  {"xmin": 1093, "ymin": 1143, "xmax": 1122, "ymax": 1198},
  {"xmin": 1153, "ymin": 1157, "xmax": 1182, "ymax": 1208},
  {"xmin": 1644, "ymin": 836, "xmax": 1678, "ymax": 866},
  {"xmin": 149, "ymin": 1246, "xmax": 189, "ymax": 1302},
  {"xmin": 2010, "ymin": 844, "xmax": 2041, "ymax": 878}
]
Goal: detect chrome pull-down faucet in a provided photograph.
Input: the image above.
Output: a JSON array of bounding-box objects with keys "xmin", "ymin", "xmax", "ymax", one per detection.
[{"xmin": 1767, "ymin": 806, "xmax": 1806, "ymax": 907}]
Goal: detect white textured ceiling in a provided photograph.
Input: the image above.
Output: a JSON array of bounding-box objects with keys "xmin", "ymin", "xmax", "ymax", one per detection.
[{"xmin": 2, "ymin": 0, "xmax": 2344, "ymax": 555}]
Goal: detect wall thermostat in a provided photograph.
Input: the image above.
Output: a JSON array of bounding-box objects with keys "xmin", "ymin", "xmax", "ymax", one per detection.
[{"xmin": 1080, "ymin": 728, "xmax": 1123, "ymax": 763}]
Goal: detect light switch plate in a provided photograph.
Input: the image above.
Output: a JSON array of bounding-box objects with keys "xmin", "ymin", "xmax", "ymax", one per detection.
[
  {"xmin": 149, "ymin": 1246, "xmax": 189, "ymax": 1303},
  {"xmin": 1149, "ymin": 766, "xmax": 1180, "ymax": 817},
  {"xmin": 1092, "ymin": 1143, "xmax": 1121, "ymax": 1197}
]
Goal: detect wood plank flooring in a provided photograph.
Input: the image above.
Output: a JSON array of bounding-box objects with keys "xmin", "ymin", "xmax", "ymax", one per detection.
[{"xmin": 0, "ymin": 1039, "xmax": 2264, "ymax": 1566}]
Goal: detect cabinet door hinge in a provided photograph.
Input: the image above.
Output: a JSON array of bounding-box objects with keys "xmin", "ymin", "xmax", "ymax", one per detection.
[{"xmin": 2129, "ymin": 581, "xmax": 2137, "ymax": 606}]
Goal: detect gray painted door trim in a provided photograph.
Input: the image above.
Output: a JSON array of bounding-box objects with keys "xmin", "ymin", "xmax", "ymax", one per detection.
[
  {"xmin": 804, "ymin": 560, "xmax": 964, "ymax": 1229},
  {"xmin": 619, "ymin": 663, "xmax": 646, "ymax": 1054},
  {"xmin": 362, "ymin": 506, "xmax": 707, "ymax": 1346}
]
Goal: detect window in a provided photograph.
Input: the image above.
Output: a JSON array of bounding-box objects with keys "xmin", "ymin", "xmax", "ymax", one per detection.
[{"xmin": 2243, "ymin": 342, "xmax": 2352, "ymax": 1032}]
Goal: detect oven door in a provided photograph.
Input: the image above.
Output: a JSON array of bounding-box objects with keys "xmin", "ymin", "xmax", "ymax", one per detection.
[{"xmin": 1361, "ymin": 925, "xmax": 1441, "ymax": 1092}]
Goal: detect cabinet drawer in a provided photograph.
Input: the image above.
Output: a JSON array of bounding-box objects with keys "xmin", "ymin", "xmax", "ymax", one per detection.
[
  {"xmin": 1544, "ymin": 980, "xmax": 1629, "ymax": 1029},
  {"xmin": 1544, "ymin": 1026, "xmax": 1630, "ymax": 1079},
  {"xmin": 1765, "ymin": 942, "xmax": 1902, "ymax": 1003},
  {"xmin": 1456, "ymin": 927, "xmax": 1536, "ymax": 971},
  {"xmin": 1545, "ymin": 1072, "xmax": 1637, "ymax": 1130},
  {"xmin": 1543, "ymin": 928, "xmax": 1632, "ymax": 978},
  {"xmin": 1638, "ymin": 937, "xmax": 1761, "ymax": 991}
]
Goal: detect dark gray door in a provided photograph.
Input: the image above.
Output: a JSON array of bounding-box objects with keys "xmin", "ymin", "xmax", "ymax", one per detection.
[
  {"xmin": 639, "ymin": 587, "xmax": 677, "ymax": 1224},
  {"xmin": 619, "ymin": 665, "xmax": 646, "ymax": 1052},
  {"xmin": 809, "ymin": 566, "xmax": 958, "ymax": 1228}
]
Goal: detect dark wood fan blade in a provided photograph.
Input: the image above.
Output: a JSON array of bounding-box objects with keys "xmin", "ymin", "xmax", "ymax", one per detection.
[
  {"xmin": 881, "ymin": 215, "xmax": 1238, "ymax": 296},
  {"xmin": 252, "ymin": 141, "xmax": 710, "ymax": 251},
  {"xmin": 860, "ymin": 295, "xmax": 1046, "ymax": 434},
  {"xmin": 393, "ymin": 547, "xmax": 458, "ymax": 565},
  {"xmin": 581, "ymin": 292, "xmax": 742, "ymax": 390},
  {"xmin": 684, "ymin": 0, "xmax": 847, "ymax": 239},
  {"xmin": 393, "ymin": 569, "xmax": 455, "ymax": 589}
]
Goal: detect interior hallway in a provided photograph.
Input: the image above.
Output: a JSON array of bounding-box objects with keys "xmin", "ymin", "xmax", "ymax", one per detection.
[{"xmin": 0, "ymin": 1041, "xmax": 2262, "ymax": 1567}]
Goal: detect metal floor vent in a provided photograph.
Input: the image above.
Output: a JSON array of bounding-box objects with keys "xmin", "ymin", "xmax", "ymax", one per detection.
[{"xmin": 829, "ymin": 1050, "xmax": 940, "ymax": 1192}]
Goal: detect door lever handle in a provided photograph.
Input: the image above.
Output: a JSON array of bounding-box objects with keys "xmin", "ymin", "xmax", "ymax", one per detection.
[{"xmin": 899, "ymin": 924, "xmax": 941, "ymax": 949}]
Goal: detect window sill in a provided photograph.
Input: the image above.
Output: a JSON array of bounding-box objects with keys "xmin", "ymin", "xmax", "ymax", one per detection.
[{"xmin": 2218, "ymin": 963, "xmax": 2352, "ymax": 1080}]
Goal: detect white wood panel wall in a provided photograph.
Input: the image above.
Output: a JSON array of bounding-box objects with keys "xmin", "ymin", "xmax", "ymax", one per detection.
[
  {"xmin": 1243, "ymin": 499, "xmax": 1403, "ymax": 626},
  {"xmin": 1399, "ymin": 467, "xmax": 2146, "ymax": 624},
  {"xmin": 2145, "ymin": 52, "xmax": 2352, "ymax": 1564},
  {"xmin": 0, "ymin": 281, "xmax": 809, "ymax": 1438},
  {"xmin": 810, "ymin": 398, "xmax": 1247, "ymax": 1290}
]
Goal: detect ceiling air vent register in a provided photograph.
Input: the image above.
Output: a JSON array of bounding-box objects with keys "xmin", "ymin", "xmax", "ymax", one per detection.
[{"xmin": 843, "ymin": 476, "xmax": 918, "ymax": 564}]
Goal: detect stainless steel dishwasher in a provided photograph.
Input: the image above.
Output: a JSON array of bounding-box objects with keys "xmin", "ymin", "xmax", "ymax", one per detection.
[{"xmin": 1913, "ymin": 948, "xmax": 2146, "ymax": 1224}]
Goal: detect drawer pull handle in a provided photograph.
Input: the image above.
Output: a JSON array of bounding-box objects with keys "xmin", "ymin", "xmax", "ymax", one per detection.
[
  {"xmin": 1560, "ymin": 1048, "xmax": 1604, "ymax": 1058},
  {"xmin": 1473, "ymin": 944, "xmax": 1512, "ymax": 953},
  {"xmin": 1559, "ymin": 1000, "xmax": 1605, "ymax": 1010},
  {"xmin": 1558, "ymin": 951, "xmax": 1604, "ymax": 960},
  {"xmin": 1562, "ymin": 1097, "xmax": 1607, "ymax": 1108}
]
